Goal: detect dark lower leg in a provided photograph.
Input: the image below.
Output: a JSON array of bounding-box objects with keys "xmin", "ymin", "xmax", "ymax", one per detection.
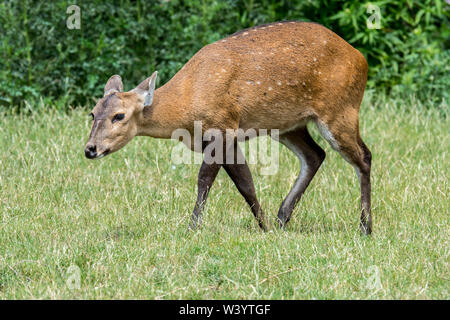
[
  {"xmin": 360, "ymin": 170, "xmax": 372, "ymax": 235},
  {"xmin": 359, "ymin": 142, "xmax": 372, "ymax": 234},
  {"xmin": 277, "ymin": 160, "xmax": 324, "ymax": 227},
  {"xmin": 190, "ymin": 161, "xmax": 221, "ymax": 229},
  {"xmin": 223, "ymin": 150, "xmax": 267, "ymax": 231},
  {"xmin": 277, "ymin": 128, "xmax": 325, "ymax": 228}
]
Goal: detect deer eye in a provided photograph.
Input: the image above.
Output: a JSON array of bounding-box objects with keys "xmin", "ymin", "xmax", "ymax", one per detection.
[{"xmin": 112, "ymin": 113, "xmax": 125, "ymax": 123}]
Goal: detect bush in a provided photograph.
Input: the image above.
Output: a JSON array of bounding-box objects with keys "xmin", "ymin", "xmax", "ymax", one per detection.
[{"xmin": 0, "ymin": 0, "xmax": 448, "ymax": 108}]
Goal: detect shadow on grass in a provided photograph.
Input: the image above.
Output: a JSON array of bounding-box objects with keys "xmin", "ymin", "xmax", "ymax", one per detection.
[{"xmin": 102, "ymin": 223, "xmax": 147, "ymax": 241}]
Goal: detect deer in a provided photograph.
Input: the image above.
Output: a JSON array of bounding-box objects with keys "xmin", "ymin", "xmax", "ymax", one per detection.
[{"xmin": 85, "ymin": 21, "xmax": 372, "ymax": 234}]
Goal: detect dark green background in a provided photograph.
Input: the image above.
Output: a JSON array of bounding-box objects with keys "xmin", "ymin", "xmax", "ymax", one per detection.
[{"xmin": 0, "ymin": 0, "xmax": 448, "ymax": 108}]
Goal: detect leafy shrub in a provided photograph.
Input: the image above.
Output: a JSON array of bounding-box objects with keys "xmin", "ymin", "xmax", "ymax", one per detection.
[{"xmin": 0, "ymin": 0, "xmax": 448, "ymax": 108}]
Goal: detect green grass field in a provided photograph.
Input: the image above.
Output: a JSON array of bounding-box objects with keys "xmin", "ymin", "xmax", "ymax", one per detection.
[{"xmin": 0, "ymin": 94, "xmax": 448, "ymax": 299}]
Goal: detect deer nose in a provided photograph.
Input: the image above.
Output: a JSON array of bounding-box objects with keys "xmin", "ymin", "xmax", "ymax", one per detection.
[{"xmin": 85, "ymin": 145, "xmax": 97, "ymax": 159}]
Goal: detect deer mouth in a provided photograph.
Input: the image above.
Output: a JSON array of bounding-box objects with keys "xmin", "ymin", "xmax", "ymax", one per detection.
[{"xmin": 96, "ymin": 148, "xmax": 111, "ymax": 159}]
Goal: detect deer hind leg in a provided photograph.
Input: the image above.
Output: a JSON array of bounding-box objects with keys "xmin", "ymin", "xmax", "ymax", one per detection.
[
  {"xmin": 277, "ymin": 126, "xmax": 326, "ymax": 228},
  {"xmin": 315, "ymin": 118, "xmax": 372, "ymax": 235}
]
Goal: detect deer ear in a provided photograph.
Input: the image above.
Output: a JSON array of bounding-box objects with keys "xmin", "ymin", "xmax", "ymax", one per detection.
[
  {"xmin": 104, "ymin": 75, "xmax": 123, "ymax": 96},
  {"xmin": 132, "ymin": 71, "xmax": 158, "ymax": 107}
]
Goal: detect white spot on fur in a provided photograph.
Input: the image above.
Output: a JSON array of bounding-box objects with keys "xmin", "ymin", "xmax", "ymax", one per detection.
[
  {"xmin": 313, "ymin": 57, "xmax": 317, "ymax": 62},
  {"xmin": 268, "ymin": 87, "xmax": 273, "ymax": 91},
  {"xmin": 221, "ymin": 68, "xmax": 226, "ymax": 73},
  {"xmin": 277, "ymin": 81, "xmax": 282, "ymax": 86},
  {"xmin": 256, "ymin": 81, "xmax": 261, "ymax": 85},
  {"xmin": 243, "ymin": 32, "xmax": 249, "ymax": 35}
]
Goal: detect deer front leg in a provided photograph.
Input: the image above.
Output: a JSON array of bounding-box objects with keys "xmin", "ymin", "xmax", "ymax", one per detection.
[
  {"xmin": 189, "ymin": 160, "xmax": 221, "ymax": 230},
  {"xmin": 222, "ymin": 143, "xmax": 268, "ymax": 231}
]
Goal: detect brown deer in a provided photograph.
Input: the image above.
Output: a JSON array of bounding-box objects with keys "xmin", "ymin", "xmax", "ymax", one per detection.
[{"xmin": 85, "ymin": 21, "xmax": 372, "ymax": 234}]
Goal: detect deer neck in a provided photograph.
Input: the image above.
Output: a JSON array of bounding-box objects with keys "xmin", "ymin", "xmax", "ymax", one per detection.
[{"xmin": 137, "ymin": 83, "xmax": 185, "ymax": 139}]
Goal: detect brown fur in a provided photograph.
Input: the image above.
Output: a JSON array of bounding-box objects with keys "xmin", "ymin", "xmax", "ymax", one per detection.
[{"xmin": 137, "ymin": 22, "xmax": 367, "ymax": 143}]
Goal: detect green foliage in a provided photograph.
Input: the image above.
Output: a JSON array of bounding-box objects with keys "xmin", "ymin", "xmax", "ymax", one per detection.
[{"xmin": 0, "ymin": 0, "xmax": 448, "ymax": 107}]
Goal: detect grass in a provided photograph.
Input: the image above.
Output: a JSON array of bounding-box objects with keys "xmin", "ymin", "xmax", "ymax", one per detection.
[{"xmin": 0, "ymin": 93, "xmax": 448, "ymax": 299}]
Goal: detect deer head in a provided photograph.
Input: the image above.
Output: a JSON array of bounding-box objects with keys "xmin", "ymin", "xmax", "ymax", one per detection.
[{"xmin": 84, "ymin": 72, "xmax": 158, "ymax": 159}]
